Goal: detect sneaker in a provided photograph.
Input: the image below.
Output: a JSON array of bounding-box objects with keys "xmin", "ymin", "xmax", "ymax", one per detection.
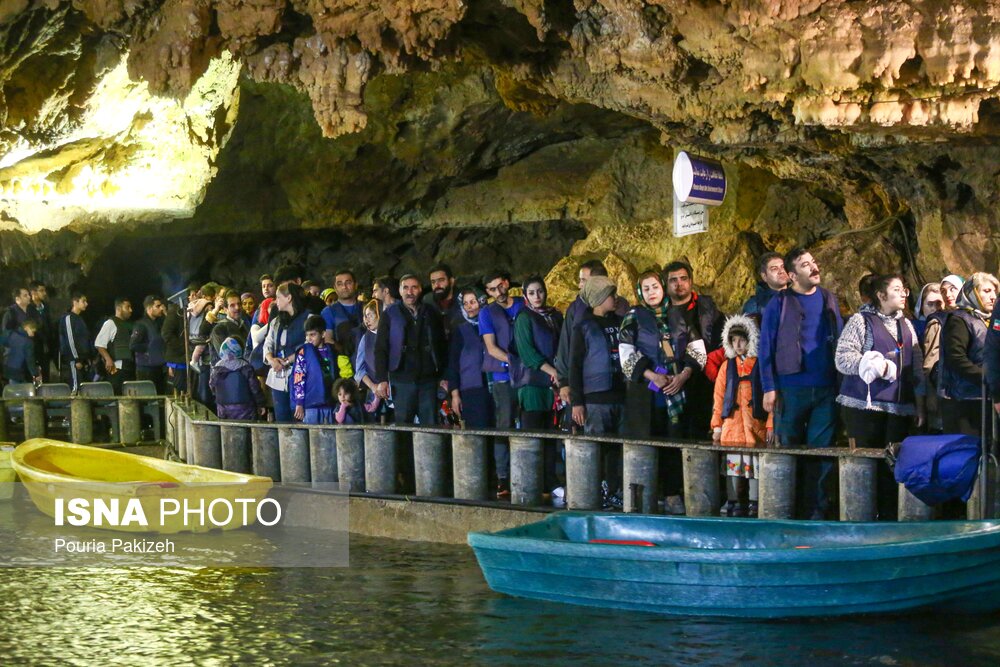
[
  {"xmin": 607, "ymin": 492, "xmax": 623, "ymax": 511},
  {"xmin": 551, "ymin": 486, "xmax": 566, "ymax": 508},
  {"xmin": 664, "ymin": 495, "xmax": 686, "ymax": 516},
  {"xmin": 496, "ymin": 479, "xmax": 511, "ymax": 501},
  {"xmin": 747, "ymin": 501, "xmax": 758, "ymax": 519}
]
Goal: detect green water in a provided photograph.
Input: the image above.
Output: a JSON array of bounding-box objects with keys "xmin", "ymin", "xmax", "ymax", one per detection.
[{"xmin": 2, "ymin": 535, "xmax": 1000, "ymax": 666}]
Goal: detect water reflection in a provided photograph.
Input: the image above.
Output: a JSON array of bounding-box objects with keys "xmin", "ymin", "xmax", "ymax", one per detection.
[{"xmin": 0, "ymin": 537, "xmax": 998, "ymax": 665}]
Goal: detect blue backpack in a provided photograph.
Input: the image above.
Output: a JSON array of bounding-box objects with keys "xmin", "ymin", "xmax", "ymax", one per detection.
[{"xmin": 893, "ymin": 435, "xmax": 982, "ymax": 505}]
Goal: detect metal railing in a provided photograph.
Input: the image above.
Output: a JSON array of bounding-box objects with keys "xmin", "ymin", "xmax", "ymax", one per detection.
[
  {"xmin": 161, "ymin": 397, "xmax": 972, "ymax": 522},
  {"xmin": 0, "ymin": 393, "xmax": 166, "ymax": 445}
]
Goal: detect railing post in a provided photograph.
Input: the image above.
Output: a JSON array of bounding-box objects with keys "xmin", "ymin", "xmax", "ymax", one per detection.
[
  {"xmin": 278, "ymin": 427, "xmax": 311, "ymax": 483},
  {"xmin": 839, "ymin": 456, "xmax": 877, "ymax": 521},
  {"xmin": 413, "ymin": 431, "xmax": 448, "ymax": 497},
  {"xmin": 623, "ymin": 443, "xmax": 658, "ymax": 513},
  {"xmin": 566, "ymin": 438, "xmax": 601, "ymax": 510},
  {"xmin": 118, "ymin": 398, "xmax": 141, "ymax": 445},
  {"xmin": 310, "ymin": 428, "xmax": 339, "ymax": 484},
  {"xmin": 70, "ymin": 397, "xmax": 93, "ymax": 445},
  {"xmin": 252, "ymin": 427, "xmax": 281, "ymax": 480},
  {"xmin": 336, "ymin": 429, "xmax": 365, "ymax": 492},
  {"xmin": 452, "ymin": 433, "xmax": 488, "ymax": 501},
  {"xmin": 898, "ymin": 484, "xmax": 933, "ymax": 521},
  {"xmin": 174, "ymin": 406, "xmax": 188, "ymax": 462},
  {"xmin": 758, "ymin": 452, "xmax": 796, "ymax": 519},
  {"xmin": 221, "ymin": 424, "xmax": 252, "ymax": 473},
  {"xmin": 364, "ymin": 429, "xmax": 398, "ymax": 494},
  {"xmin": 509, "ymin": 436, "xmax": 543, "ymax": 506},
  {"xmin": 23, "ymin": 399, "xmax": 45, "ymax": 440},
  {"xmin": 0, "ymin": 402, "xmax": 9, "ymax": 441},
  {"xmin": 192, "ymin": 422, "xmax": 222, "ymax": 469},
  {"xmin": 184, "ymin": 411, "xmax": 196, "ymax": 463},
  {"xmin": 683, "ymin": 448, "xmax": 720, "ymax": 516}
]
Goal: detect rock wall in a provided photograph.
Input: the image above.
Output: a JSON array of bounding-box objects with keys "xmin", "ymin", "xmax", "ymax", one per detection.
[{"xmin": 2, "ymin": 1, "xmax": 1000, "ymax": 316}]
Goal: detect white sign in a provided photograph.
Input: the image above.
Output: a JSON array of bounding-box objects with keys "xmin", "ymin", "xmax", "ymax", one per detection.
[{"xmin": 673, "ymin": 192, "xmax": 708, "ymax": 237}]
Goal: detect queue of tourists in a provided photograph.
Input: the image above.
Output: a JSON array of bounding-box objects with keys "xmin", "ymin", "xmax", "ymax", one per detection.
[{"xmin": 2, "ymin": 251, "xmax": 999, "ymax": 519}]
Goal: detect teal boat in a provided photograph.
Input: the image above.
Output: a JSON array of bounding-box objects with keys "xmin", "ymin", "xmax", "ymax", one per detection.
[{"xmin": 468, "ymin": 512, "xmax": 1000, "ymax": 618}]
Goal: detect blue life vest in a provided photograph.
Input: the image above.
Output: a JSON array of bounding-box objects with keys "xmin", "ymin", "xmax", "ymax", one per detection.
[
  {"xmin": 297, "ymin": 343, "xmax": 336, "ymax": 408},
  {"xmin": 215, "ymin": 366, "xmax": 252, "ymax": 405},
  {"xmin": 894, "ymin": 434, "xmax": 981, "ymax": 505},
  {"xmin": 839, "ymin": 312, "xmax": 914, "ymax": 406},
  {"xmin": 773, "ymin": 287, "xmax": 841, "ymax": 377},
  {"xmin": 630, "ymin": 307, "xmax": 680, "ymax": 371},
  {"xmin": 453, "ymin": 320, "xmax": 486, "ymax": 390},
  {"xmin": 721, "ymin": 357, "xmax": 767, "ymax": 420},
  {"xmin": 939, "ymin": 309, "xmax": 986, "ymax": 401},
  {"xmin": 579, "ymin": 315, "xmax": 618, "ymax": 395}
]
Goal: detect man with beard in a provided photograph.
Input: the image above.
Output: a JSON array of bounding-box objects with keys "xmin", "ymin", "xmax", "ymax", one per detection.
[
  {"xmin": 130, "ymin": 295, "xmax": 168, "ymax": 393},
  {"xmin": 322, "ymin": 269, "xmax": 362, "ymax": 355},
  {"xmin": 423, "ymin": 263, "xmax": 463, "ymax": 335},
  {"xmin": 94, "ymin": 298, "xmax": 135, "ymax": 394},
  {"xmin": 374, "ymin": 274, "xmax": 447, "ymax": 427},
  {"xmin": 759, "ymin": 247, "xmax": 843, "ymax": 520},
  {"xmin": 479, "ymin": 269, "xmax": 525, "ymax": 499}
]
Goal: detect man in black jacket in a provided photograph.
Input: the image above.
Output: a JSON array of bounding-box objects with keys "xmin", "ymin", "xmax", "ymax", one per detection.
[
  {"xmin": 130, "ymin": 295, "xmax": 167, "ymax": 393},
  {"xmin": 28, "ymin": 281, "xmax": 54, "ymax": 382}
]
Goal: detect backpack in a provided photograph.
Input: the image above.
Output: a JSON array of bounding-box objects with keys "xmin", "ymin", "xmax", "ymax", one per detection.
[{"xmin": 893, "ymin": 434, "xmax": 981, "ymax": 505}]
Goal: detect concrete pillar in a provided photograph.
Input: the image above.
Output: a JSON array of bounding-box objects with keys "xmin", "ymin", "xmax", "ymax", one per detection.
[
  {"xmin": 839, "ymin": 456, "xmax": 877, "ymax": 522},
  {"xmin": 278, "ymin": 427, "xmax": 311, "ymax": 484},
  {"xmin": 174, "ymin": 407, "xmax": 187, "ymax": 462},
  {"xmin": 192, "ymin": 423, "xmax": 222, "ymax": 469},
  {"xmin": 336, "ymin": 429, "xmax": 366, "ymax": 492},
  {"xmin": 683, "ymin": 449, "xmax": 720, "ymax": 517},
  {"xmin": 0, "ymin": 402, "xmax": 8, "ymax": 441},
  {"xmin": 452, "ymin": 433, "xmax": 488, "ymax": 501},
  {"xmin": 566, "ymin": 438, "xmax": 601, "ymax": 510},
  {"xmin": 759, "ymin": 452, "xmax": 797, "ymax": 519},
  {"xmin": 364, "ymin": 429, "xmax": 398, "ymax": 494},
  {"xmin": 251, "ymin": 428, "xmax": 281, "ymax": 480},
  {"xmin": 184, "ymin": 413, "xmax": 196, "ymax": 464},
  {"xmin": 23, "ymin": 399, "xmax": 45, "ymax": 440},
  {"xmin": 118, "ymin": 399, "xmax": 141, "ymax": 445},
  {"xmin": 898, "ymin": 484, "xmax": 933, "ymax": 521},
  {"xmin": 413, "ymin": 431, "xmax": 447, "ymax": 497},
  {"xmin": 309, "ymin": 429, "xmax": 339, "ymax": 484},
  {"xmin": 70, "ymin": 398, "xmax": 93, "ymax": 445},
  {"xmin": 221, "ymin": 425, "xmax": 252, "ymax": 473},
  {"xmin": 623, "ymin": 443, "xmax": 658, "ymax": 514},
  {"xmin": 509, "ymin": 436, "xmax": 543, "ymax": 506}
]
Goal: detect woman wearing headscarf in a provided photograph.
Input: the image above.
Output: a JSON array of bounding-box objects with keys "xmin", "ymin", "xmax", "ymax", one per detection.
[
  {"xmin": 618, "ymin": 269, "xmax": 698, "ymax": 515},
  {"xmin": 210, "ymin": 337, "xmax": 266, "ymax": 421},
  {"xmin": 512, "ymin": 276, "xmax": 563, "ymax": 494},
  {"xmin": 913, "ymin": 283, "xmax": 944, "ymax": 341},
  {"xmin": 922, "ymin": 275, "xmax": 963, "ymax": 432},
  {"xmin": 939, "ymin": 273, "xmax": 999, "ymax": 436},
  {"xmin": 447, "ymin": 287, "xmax": 493, "ymax": 429},
  {"xmin": 354, "ymin": 299, "xmax": 389, "ymax": 421}
]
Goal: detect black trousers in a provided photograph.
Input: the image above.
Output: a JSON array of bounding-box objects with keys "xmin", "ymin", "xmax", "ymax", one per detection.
[
  {"xmin": 942, "ymin": 399, "xmax": 983, "ymax": 438},
  {"xmin": 842, "ymin": 406, "xmax": 913, "ymax": 520}
]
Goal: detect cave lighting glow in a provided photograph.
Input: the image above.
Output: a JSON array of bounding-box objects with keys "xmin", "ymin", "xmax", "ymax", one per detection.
[{"xmin": 0, "ymin": 52, "xmax": 240, "ymax": 232}]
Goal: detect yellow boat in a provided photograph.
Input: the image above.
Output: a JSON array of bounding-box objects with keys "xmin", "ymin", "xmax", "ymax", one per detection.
[{"xmin": 12, "ymin": 439, "xmax": 273, "ymax": 534}]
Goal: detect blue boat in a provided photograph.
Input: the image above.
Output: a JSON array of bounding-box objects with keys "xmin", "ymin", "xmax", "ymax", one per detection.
[{"xmin": 468, "ymin": 512, "xmax": 1000, "ymax": 618}]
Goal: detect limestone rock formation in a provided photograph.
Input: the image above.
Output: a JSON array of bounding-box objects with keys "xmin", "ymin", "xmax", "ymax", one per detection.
[{"xmin": 1, "ymin": 0, "xmax": 1000, "ymax": 316}]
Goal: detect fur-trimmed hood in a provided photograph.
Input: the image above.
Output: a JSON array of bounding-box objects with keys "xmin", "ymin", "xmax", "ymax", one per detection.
[{"xmin": 721, "ymin": 314, "xmax": 759, "ymax": 359}]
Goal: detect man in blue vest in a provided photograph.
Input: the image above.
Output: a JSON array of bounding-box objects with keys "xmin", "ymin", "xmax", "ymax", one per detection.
[
  {"xmin": 130, "ymin": 295, "xmax": 167, "ymax": 393},
  {"xmin": 479, "ymin": 269, "xmax": 525, "ymax": 499},
  {"xmin": 94, "ymin": 298, "xmax": 135, "ymax": 395},
  {"xmin": 555, "ymin": 259, "xmax": 609, "ymax": 405},
  {"xmin": 374, "ymin": 274, "xmax": 447, "ymax": 426},
  {"xmin": 322, "ymin": 269, "xmax": 362, "ymax": 354},
  {"xmin": 759, "ymin": 247, "xmax": 843, "ymax": 520}
]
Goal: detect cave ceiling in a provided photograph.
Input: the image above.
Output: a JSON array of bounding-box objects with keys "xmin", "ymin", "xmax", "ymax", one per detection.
[{"xmin": 2, "ymin": 0, "xmax": 1000, "ymax": 311}]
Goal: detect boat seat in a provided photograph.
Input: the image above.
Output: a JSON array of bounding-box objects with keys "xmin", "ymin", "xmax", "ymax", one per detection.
[
  {"xmin": 79, "ymin": 382, "xmax": 118, "ymax": 442},
  {"xmin": 122, "ymin": 381, "xmax": 161, "ymax": 441},
  {"xmin": 37, "ymin": 383, "xmax": 72, "ymax": 430},
  {"xmin": 2, "ymin": 382, "xmax": 35, "ymax": 423}
]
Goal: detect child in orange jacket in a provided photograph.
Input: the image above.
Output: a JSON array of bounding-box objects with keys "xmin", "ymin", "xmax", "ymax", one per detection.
[{"xmin": 711, "ymin": 315, "xmax": 772, "ymax": 517}]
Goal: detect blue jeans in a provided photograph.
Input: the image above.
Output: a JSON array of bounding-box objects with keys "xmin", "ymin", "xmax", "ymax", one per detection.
[
  {"xmin": 775, "ymin": 385, "xmax": 837, "ymax": 517},
  {"xmin": 272, "ymin": 387, "xmax": 294, "ymax": 423}
]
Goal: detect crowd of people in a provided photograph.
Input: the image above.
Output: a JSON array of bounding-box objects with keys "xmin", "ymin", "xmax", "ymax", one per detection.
[{"xmin": 2, "ymin": 250, "xmax": 999, "ymax": 519}]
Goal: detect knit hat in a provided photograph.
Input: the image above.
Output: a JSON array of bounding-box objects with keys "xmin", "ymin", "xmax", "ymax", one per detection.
[
  {"xmin": 580, "ymin": 276, "xmax": 617, "ymax": 308},
  {"xmin": 219, "ymin": 337, "xmax": 243, "ymax": 361},
  {"xmin": 320, "ymin": 288, "xmax": 335, "ymax": 303},
  {"xmin": 941, "ymin": 274, "xmax": 964, "ymax": 292}
]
